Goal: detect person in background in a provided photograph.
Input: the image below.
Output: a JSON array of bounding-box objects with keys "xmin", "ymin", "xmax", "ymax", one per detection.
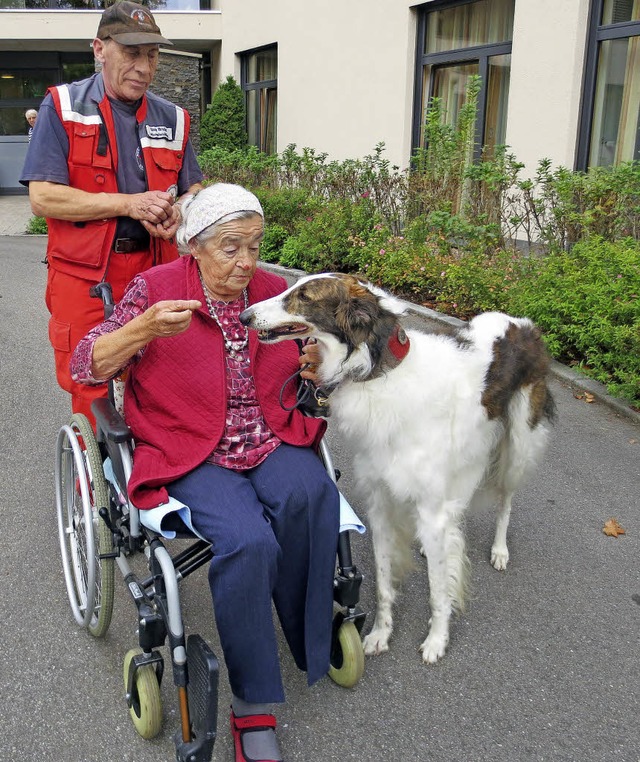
[
  {"xmin": 20, "ymin": 1, "xmax": 202, "ymax": 424},
  {"xmin": 70, "ymin": 183, "xmax": 339, "ymax": 762},
  {"xmin": 24, "ymin": 109, "xmax": 37, "ymax": 141}
]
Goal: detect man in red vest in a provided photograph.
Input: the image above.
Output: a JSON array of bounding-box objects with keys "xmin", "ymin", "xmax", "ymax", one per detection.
[{"xmin": 21, "ymin": 1, "xmax": 203, "ymax": 422}]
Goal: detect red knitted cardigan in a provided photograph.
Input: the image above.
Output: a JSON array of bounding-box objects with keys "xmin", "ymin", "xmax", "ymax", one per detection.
[{"xmin": 124, "ymin": 257, "xmax": 326, "ymax": 509}]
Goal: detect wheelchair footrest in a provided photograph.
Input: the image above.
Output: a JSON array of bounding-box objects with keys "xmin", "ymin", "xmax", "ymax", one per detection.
[{"xmin": 174, "ymin": 634, "xmax": 219, "ymax": 762}]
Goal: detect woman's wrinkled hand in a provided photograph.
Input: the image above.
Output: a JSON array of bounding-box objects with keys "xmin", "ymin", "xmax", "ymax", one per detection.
[
  {"xmin": 299, "ymin": 339, "xmax": 322, "ymax": 384},
  {"xmin": 143, "ymin": 300, "xmax": 202, "ymax": 338}
]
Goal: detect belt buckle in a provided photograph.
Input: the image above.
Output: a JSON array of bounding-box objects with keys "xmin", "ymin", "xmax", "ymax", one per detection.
[{"xmin": 114, "ymin": 238, "xmax": 139, "ymax": 254}]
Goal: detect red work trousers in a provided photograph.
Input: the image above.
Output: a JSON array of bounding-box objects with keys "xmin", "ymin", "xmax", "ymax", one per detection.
[{"xmin": 45, "ymin": 250, "xmax": 153, "ymax": 425}]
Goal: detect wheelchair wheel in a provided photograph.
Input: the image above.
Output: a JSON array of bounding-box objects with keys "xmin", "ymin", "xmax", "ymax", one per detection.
[
  {"xmin": 55, "ymin": 413, "xmax": 114, "ymax": 637},
  {"xmin": 328, "ymin": 619, "xmax": 365, "ymax": 688},
  {"xmin": 124, "ymin": 648, "xmax": 163, "ymax": 739}
]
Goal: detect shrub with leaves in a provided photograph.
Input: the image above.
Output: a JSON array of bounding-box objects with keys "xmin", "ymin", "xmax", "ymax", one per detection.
[
  {"xmin": 513, "ymin": 159, "xmax": 640, "ymax": 253},
  {"xmin": 409, "ymin": 75, "xmax": 481, "ymax": 220},
  {"xmin": 279, "ymin": 197, "xmax": 380, "ymax": 273},
  {"xmin": 508, "ymin": 237, "xmax": 640, "ymax": 404},
  {"xmin": 357, "ymin": 219, "xmax": 518, "ymax": 317},
  {"xmin": 198, "ymin": 146, "xmax": 279, "ymax": 189},
  {"xmin": 200, "ymin": 75, "xmax": 248, "ymax": 153},
  {"xmin": 26, "ymin": 216, "xmax": 47, "ymax": 235}
]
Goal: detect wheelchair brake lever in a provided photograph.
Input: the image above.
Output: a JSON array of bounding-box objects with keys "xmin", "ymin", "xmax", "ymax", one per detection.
[{"xmin": 98, "ymin": 506, "xmax": 116, "ymax": 534}]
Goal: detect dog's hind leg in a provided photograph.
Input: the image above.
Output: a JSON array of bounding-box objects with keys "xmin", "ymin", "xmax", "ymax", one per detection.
[{"xmin": 489, "ymin": 391, "xmax": 552, "ymax": 571}]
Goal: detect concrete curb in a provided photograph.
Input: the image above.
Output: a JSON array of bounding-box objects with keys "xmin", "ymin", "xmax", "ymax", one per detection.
[{"xmin": 261, "ymin": 262, "xmax": 640, "ymax": 426}]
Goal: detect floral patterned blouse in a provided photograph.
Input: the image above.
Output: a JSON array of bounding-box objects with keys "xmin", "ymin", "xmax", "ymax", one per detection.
[{"xmin": 70, "ymin": 274, "xmax": 281, "ymax": 470}]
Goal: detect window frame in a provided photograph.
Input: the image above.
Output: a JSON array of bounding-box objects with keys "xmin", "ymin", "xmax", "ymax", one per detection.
[
  {"xmin": 412, "ymin": 0, "xmax": 513, "ymax": 158},
  {"xmin": 240, "ymin": 43, "xmax": 277, "ymax": 154},
  {"xmin": 576, "ymin": 0, "xmax": 640, "ymax": 169}
]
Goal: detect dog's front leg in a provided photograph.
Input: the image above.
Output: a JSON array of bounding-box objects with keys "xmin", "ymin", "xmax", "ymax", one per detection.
[
  {"xmin": 362, "ymin": 512, "xmax": 397, "ymax": 656},
  {"xmin": 417, "ymin": 517, "xmax": 451, "ymax": 664},
  {"xmin": 491, "ymin": 491, "xmax": 512, "ymax": 571}
]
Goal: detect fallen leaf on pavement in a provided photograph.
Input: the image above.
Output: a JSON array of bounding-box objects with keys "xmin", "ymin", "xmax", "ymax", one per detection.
[
  {"xmin": 603, "ymin": 518, "xmax": 626, "ymax": 537},
  {"xmin": 573, "ymin": 391, "xmax": 595, "ymax": 403}
]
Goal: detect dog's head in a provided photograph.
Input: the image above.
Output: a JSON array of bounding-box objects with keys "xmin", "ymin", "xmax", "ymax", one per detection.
[{"xmin": 240, "ymin": 273, "xmax": 407, "ymax": 385}]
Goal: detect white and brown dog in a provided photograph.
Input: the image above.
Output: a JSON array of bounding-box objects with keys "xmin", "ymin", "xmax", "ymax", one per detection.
[{"xmin": 241, "ymin": 273, "xmax": 555, "ymax": 663}]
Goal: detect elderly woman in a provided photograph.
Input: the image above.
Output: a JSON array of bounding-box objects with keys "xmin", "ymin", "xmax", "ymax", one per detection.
[
  {"xmin": 25, "ymin": 108, "xmax": 37, "ymax": 140},
  {"xmin": 70, "ymin": 183, "xmax": 339, "ymax": 762}
]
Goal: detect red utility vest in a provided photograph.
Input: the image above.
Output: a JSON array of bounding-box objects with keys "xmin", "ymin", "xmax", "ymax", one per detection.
[
  {"xmin": 125, "ymin": 258, "xmax": 327, "ymax": 509},
  {"xmin": 46, "ymin": 73, "xmax": 189, "ymax": 281}
]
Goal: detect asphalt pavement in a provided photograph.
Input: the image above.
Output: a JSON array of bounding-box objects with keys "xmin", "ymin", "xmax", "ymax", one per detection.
[{"xmin": 1, "ymin": 235, "xmax": 638, "ymax": 762}]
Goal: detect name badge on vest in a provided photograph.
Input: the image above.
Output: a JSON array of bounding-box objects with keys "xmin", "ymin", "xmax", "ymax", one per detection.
[{"xmin": 146, "ymin": 125, "xmax": 173, "ymax": 141}]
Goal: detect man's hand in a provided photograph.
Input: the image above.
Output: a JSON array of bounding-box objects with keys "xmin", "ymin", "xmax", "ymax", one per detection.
[
  {"xmin": 126, "ymin": 190, "xmax": 176, "ymax": 225},
  {"xmin": 143, "ymin": 300, "xmax": 202, "ymax": 338},
  {"xmin": 142, "ymin": 203, "xmax": 181, "ymax": 240}
]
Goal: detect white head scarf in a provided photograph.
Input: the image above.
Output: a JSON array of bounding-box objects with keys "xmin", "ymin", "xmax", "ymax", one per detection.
[{"xmin": 178, "ymin": 183, "xmax": 264, "ymax": 248}]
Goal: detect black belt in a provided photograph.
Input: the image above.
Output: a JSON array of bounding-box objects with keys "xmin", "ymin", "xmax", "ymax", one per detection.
[{"xmin": 113, "ymin": 237, "xmax": 149, "ymax": 254}]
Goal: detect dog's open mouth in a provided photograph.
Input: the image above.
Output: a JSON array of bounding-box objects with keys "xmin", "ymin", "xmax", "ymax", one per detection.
[{"xmin": 257, "ymin": 323, "xmax": 309, "ymax": 342}]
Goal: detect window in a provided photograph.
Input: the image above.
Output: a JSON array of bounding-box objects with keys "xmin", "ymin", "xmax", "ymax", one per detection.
[
  {"xmin": 413, "ymin": 0, "xmax": 514, "ymax": 157},
  {"xmin": 0, "ymin": 52, "xmax": 94, "ymax": 137},
  {"xmin": 578, "ymin": 0, "xmax": 640, "ymax": 168},
  {"xmin": 241, "ymin": 46, "xmax": 277, "ymax": 154},
  {"xmin": 0, "ymin": 0, "xmax": 211, "ymax": 8}
]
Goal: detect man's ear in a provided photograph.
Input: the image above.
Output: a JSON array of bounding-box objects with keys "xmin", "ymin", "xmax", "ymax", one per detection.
[{"xmin": 92, "ymin": 38, "xmax": 106, "ymax": 64}]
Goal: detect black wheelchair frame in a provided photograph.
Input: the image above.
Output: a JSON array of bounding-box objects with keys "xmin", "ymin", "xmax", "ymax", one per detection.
[{"xmin": 54, "ymin": 282, "xmax": 365, "ymax": 762}]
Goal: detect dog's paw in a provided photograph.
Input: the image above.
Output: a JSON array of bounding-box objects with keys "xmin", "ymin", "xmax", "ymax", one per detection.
[
  {"xmin": 490, "ymin": 545, "xmax": 509, "ymax": 571},
  {"xmin": 419, "ymin": 632, "xmax": 449, "ymax": 664},
  {"xmin": 363, "ymin": 628, "xmax": 391, "ymax": 656}
]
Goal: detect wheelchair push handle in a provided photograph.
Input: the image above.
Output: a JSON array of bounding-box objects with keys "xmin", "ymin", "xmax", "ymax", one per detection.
[{"xmin": 90, "ymin": 282, "xmax": 116, "ymax": 319}]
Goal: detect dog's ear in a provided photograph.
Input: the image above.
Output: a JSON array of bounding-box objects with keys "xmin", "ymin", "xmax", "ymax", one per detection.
[
  {"xmin": 335, "ymin": 298, "xmax": 376, "ymax": 334},
  {"xmin": 335, "ymin": 283, "xmax": 379, "ymax": 348}
]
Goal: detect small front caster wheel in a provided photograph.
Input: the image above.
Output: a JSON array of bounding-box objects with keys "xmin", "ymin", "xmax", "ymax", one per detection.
[
  {"xmin": 123, "ymin": 648, "xmax": 163, "ymax": 739},
  {"xmin": 328, "ymin": 619, "xmax": 365, "ymax": 688}
]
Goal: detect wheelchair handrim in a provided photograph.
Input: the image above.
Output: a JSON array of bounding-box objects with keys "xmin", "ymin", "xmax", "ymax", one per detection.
[{"xmin": 55, "ymin": 423, "xmax": 97, "ymax": 628}]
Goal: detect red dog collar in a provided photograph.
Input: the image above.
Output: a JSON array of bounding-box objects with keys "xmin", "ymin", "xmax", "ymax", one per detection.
[{"xmin": 387, "ymin": 324, "xmax": 410, "ymax": 363}]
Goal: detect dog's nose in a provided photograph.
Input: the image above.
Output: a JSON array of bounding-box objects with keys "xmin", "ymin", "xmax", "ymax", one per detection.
[{"xmin": 239, "ymin": 307, "xmax": 252, "ymax": 326}]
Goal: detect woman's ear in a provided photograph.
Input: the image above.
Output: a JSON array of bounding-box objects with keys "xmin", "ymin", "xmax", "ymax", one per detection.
[{"xmin": 188, "ymin": 242, "xmax": 199, "ymax": 260}]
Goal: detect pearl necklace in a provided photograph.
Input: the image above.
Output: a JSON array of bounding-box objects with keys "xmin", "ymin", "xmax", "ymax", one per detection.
[{"xmin": 198, "ymin": 268, "xmax": 249, "ymax": 361}]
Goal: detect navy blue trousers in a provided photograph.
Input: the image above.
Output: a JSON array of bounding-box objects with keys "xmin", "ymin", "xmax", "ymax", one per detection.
[{"xmin": 168, "ymin": 444, "xmax": 340, "ymax": 703}]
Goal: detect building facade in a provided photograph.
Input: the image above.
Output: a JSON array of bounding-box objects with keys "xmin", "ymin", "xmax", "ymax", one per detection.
[
  {"xmin": 0, "ymin": 0, "xmax": 220, "ymax": 193},
  {"xmin": 222, "ymin": 0, "xmax": 639, "ymax": 174},
  {"xmin": 0, "ymin": 0, "xmax": 638, "ymax": 193}
]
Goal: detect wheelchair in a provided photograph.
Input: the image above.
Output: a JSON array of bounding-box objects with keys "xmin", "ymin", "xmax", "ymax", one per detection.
[{"xmin": 54, "ymin": 282, "xmax": 366, "ymax": 762}]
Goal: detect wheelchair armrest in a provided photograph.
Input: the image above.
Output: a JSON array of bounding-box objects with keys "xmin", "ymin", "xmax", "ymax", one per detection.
[{"xmin": 92, "ymin": 397, "xmax": 133, "ymax": 443}]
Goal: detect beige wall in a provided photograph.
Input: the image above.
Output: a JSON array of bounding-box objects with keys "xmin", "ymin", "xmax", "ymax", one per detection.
[
  {"xmin": 2, "ymin": 0, "xmax": 592, "ymax": 174},
  {"xmin": 507, "ymin": 0, "xmax": 591, "ymax": 174},
  {"xmin": 0, "ymin": 9, "xmax": 221, "ymax": 54},
  {"xmin": 220, "ymin": 0, "xmax": 418, "ymax": 169},
  {"xmin": 218, "ymin": 0, "xmax": 591, "ymax": 173}
]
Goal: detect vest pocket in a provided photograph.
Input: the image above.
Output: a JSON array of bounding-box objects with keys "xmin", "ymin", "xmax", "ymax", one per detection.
[
  {"xmin": 70, "ymin": 124, "xmax": 99, "ymax": 167},
  {"xmin": 49, "ymin": 218, "xmax": 110, "ymax": 269},
  {"xmin": 149, "ymin": 148, "xmax": 181, "ymax": 174}
]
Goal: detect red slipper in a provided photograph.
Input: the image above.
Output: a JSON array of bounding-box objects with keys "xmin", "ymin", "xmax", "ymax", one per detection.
[{"xmin": 230, "ymin": 710, "xmax": 279, "ymax": 762}]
